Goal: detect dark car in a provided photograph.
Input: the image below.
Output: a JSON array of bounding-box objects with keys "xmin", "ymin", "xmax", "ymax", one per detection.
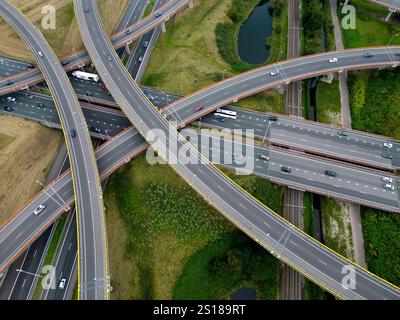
[
  {"xmin": 216, "ymin": 116, "xmax": 225, "ymax": 123},
  {"xmin": 90, "ymin": 126, "xmax": 101, "ymax": 133},
  {"xmin": 4, "ymin": 80, "xmax": 14, "ymax": 86},
  {"xmin": 382, "ymin": 153, "xmax": 393, "ymax": 160},
  {"xmin": 86, "ymin": 91, "xmax": 93, "ymax": 96},
  {"xmin": 106, "ymin": 54, "xmax": 112, "ymax": 61},
  {"xmin": 84, "ymin": 7, "xmax": 89, "ymax": 13},
  {"xmin": 37, "ymin": 102, "xmax": 45, "ymax": 108},
  {"xmin": 363, "ymin": 53, "xmax": 373, "ymax": 58},
  {"xmin": 4, "ymin": 106, "xmax": 13, "ymax": 112},
  {"xmin": 325, "ymin": 170, "xmax": 337, "ymax": 177},
  {"xmin": 281, "ymin": 166, "xmax": 291, "ymax": 173},
  {"xmin": 27, "ymin": 64, "xmax": 35, "ymax": 69},
  {"xmin": 337, "ymin": 130, "xmax": 348, "ymax": 137},
  {"xmin": 268, "ymin": 115, "xmax": 278, "ymax": 121},
  {"xmin": 396, "ymin": 53, "xmax": 400, "ymax": 57},
  {"xmin": 61, "ymin": 61, "xmax": 69, "ymax": 66},
  {"xmin": 155, "ymin": 12, "xmax": 163, "ymax": 18},
  {"xmin": 126, "ymin": 29, "xmax": 132, "ymax": 35},
  {"xmin": 70, "ymin": 129, "xmax": 76, "ymax": 138}
]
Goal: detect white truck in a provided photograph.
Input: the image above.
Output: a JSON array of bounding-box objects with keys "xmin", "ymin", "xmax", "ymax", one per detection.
[{"xmin": 72, "ymin": 70, "xmax": 99, "ymax": 82}]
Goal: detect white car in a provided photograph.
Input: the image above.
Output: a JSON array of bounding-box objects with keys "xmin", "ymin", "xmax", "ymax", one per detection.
[
  {"xmin": 6, "ymin": 96, "xmax": 16, "ymax": 102},
  {"xmin": 382, "ymin": 177, "xmax": 393, "ymax": 183},
  {"xmin": 269, "ymin": 70, "xmax": 280, "ymax": 76},
  {"xmin": 383, "ymin": 142, "xmax": 393, "ymax": 148},
  {"xmin": 329, "ymin": 57, "xmax": 338, "ymax": 63},
  {"xmin": 38, "ymin": 51, "xmax": 44, "ymax": 57},
  {"xmin": 33, "ymin": 204, "xmax": 46, "ymax": 215},
  {"xmin": 59, "ymin": 278, "xmax": 67, "ymax": 289},
  {"xmin": 383, "ymin": 183, "xmax": 395, "ymax": 191}
]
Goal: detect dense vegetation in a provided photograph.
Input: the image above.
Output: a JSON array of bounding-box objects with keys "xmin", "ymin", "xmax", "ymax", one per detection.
[
  {"xmin": 361, "ymin": 208, "xmax": 400, "ymax": 286},
  {"xmin": 106, "ymin": 155, "xmax": 283, "ymax": 299},
  {"xmin": 302, "ymin": 0, "xmax": 334, "ymax": 54},
  {"xmin": 173, "ymin": 232, "xmax": 279, "ymax": 299},
  {"xmin": 349, "ymin": 70, "xmax": 400, "ymax": 139}
]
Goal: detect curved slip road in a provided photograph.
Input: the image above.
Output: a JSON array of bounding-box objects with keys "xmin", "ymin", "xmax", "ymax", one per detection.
[
  {"xmin": 0, "ymin": 0, "xmax": 190, "ymax": 96},
  {"xmin": 73, "ymin": 0, "xmax": 400, "ymax": 299},
  {"xmin": 0, "ymin": 1, "xmax": 108, "ymax": 300}
]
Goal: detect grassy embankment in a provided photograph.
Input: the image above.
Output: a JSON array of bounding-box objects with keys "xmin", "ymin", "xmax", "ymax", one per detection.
[
  {"xmin": 339, "ymin": 0, "xmax": 400, "ymax": 48},
  {"xmin": 105, "ymin": 155, "xmax": 282, "ymax": 299}
]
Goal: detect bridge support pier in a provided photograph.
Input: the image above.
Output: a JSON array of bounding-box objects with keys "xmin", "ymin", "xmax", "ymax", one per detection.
[
  {"xmin": 188, "ymin": 0, "xmax": 193, "ymax": 9},
  {"xmin": 161, "ymin": 21, "xmax": 166, "ymax": 33},
  {"xmin": 125, "ymin": 43, "xmax": 131, "ymax": 56},
  {"xmin": 385, "ymin": 8, "xmax": 397, "ymax": 22}
]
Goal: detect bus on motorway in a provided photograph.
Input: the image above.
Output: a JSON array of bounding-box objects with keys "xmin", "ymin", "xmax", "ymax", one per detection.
[
  {"xmin": 214, "ymin": 112, "xmax": 237, "ymax": 120},
  {"xmin": 216, "ymin": 108, "xmax": 237, "ymax": 117}
]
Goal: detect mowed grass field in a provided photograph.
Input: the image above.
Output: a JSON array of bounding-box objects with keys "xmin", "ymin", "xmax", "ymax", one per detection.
[{"xmin": 0, "ymin": 0, "xmax": 128, "ymax": 61}]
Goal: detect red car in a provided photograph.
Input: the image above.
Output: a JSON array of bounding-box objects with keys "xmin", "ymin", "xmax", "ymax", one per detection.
[
  {"xmin": 195, "ymin": 105, "xmax": 204, "ymax": 112},
  {"xmin": 100, "ymin": 85, "xmax": 108, "ymax": 91}
]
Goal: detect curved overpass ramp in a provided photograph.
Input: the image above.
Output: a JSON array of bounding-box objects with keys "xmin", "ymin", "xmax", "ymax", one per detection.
[
  {"xmin": 0, "ymin": 0, "xmax": 191, "ymax": 96},
  {"xmin": 0, "ymin": 1, "xmax": 108, "ymax": 300},
  {"xmin": 74, "ymin": 0, "xmax": 400, "ymax": 299}
]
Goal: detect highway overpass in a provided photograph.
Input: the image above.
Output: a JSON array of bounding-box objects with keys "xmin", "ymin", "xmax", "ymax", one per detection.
[
  {"xmin": 0, "ymin": 1, "xmax": 109, "ymax": 300},
  {"xmin": 1, "ymin": 90, "xmax": 399, "ymax": 212}
]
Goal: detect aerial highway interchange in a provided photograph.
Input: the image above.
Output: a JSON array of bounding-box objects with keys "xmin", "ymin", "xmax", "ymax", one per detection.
[{"xmin": 0, "ymin": 0, "xmax": 399, "ymax": 301}]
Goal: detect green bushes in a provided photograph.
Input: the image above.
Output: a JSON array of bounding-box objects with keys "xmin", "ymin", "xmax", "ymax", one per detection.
[
  {"xmin": 302, "ymin": 0, "xmax": 334, "ymax": 54},
  {"xmin": 349, "ymin": 70, "xmax": 400, "ymax": 139},
  {"xmin": 361, "ymin": 207, "xmax": 400, "ymax": 286},
  {"xmin": 173, "ymin": 232, "xmax": 279, "ymax": 299}
]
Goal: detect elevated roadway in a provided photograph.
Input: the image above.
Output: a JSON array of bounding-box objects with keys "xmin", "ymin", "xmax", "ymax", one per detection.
[
  {"xmin": 74, "ymin": 0, "xmax": 400, "ymax": 299},
  {"xmin": 0, "ymin": 0, "xmax": 191, "ymax": 96},
  {"xmin": 0, "ymin": 1, "xmax": 108, "ymax": 300},
  {"xmin": 1, "ymin": 91, "xmax": 399, "ymax": 212}
]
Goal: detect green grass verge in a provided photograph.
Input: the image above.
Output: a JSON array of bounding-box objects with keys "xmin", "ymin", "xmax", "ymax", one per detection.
[
  {"xmin": 143, "ymin": 0, "xmax": 156, "ymax": 18},
  {"xmin": 320, "ymin": 197, "xmax": 354, "ymax": 259},
  {"xmin": 266, "ymin": 0, "xmax": 288, "ymax": 63},
  {"xmin": 340, "ymin": 2, "xmax": 400, "ymax": 48},
  {"xmin": 316, "ymin": 78, "xmax": 342, "ymax": 126},
  {"xmin": 31, "ymin": 217, "xmax": 67, "ymax": 300}
]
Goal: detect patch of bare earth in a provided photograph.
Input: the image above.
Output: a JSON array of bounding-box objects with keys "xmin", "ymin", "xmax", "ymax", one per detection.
[{"xmin": 0, "ymin": 115, "xmax": 61, "ymax": 226}]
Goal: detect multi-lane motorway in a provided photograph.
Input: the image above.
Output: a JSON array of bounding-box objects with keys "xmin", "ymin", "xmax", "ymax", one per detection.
[
  {"xmin": 1, "ymin": 90, "xmax": 399, "ymax": 212},
  {"xmin": 72, "ymin": 0, "xmax": 400, "ymax": 299},
  {"xmin": 0, "ymin": 1, "xmax": 109, "ymax": 300}
]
